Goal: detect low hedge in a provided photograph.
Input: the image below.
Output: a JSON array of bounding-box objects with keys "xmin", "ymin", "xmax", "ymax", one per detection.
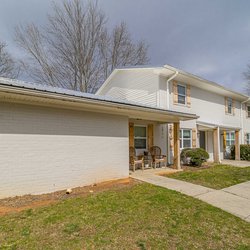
[
  {"xmin": 231, "ymin": 144, "xmax": 250, "ymax": 161},
  {"xmin": 181, "ymin": 148, "xmax": 209, "ymax": 167}
]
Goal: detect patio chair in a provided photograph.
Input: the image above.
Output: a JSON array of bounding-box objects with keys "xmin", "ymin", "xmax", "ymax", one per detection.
[
  {"xmin": 129, "ymin": 147, "xmax": 144, "ymax": 172},
  {"xmin": 149, "ymin": 146, "xmax": 167, "ymax": 168}
]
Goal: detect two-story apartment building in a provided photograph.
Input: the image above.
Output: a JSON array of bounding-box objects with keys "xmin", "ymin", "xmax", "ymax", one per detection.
[
  {"xmin": 97, "ymin": 64, "xmax": 250, "ymax": 163},
  {"xmin": 1, "ymin": 65, "xmax": 249, "ymax": 198}
]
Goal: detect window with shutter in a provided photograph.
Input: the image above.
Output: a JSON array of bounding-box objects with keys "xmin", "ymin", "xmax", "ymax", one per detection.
[
  {"xmin": 173, "ymin": 82, "xmax": 190, "ymax": 107},
  {"xmin": 179, "ymin": 129, "xmax": 192, "ymax": 149},
  {"xmin": 246, "ymin": 105, "xmax": 250, "ymax": 118},
  {"xmin": 134, "ymin": 125, "xmax": 147, "ymax": 149},
  {"xmin": 225, "ymin": 97, "xmax": 234, "ymax": 115}
]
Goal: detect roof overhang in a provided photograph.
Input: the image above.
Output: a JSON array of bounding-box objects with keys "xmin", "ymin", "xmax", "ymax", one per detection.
[
  {"xmin": 197, "ymin": 121, "xmax": 241, "ymax": 131},
  {"xmin": 0, "ymin": 79, "xmax": 198, "ymax": 123}
]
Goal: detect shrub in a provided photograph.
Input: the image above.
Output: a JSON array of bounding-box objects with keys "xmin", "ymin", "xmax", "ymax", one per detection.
[
  {"xmin": 181, "ymin": 148, "xmax": 209, "ymax": 167},
  {"xmin": 231, "ymin": 144, "xmax": 250, "ymax": 161}
]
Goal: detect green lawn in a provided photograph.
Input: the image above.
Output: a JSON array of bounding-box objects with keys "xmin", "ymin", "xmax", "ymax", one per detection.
[
  {"xmin": 0, "ymin": 183, "xmax": 249, "ymax": 249},
  {"xmin": 166, "ymin": 165, "xmax": 250, "ymax": 189}
]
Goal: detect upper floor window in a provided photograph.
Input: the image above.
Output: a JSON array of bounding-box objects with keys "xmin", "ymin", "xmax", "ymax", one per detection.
[
  {"xmin": 180, "ymin": 129, "xmax": 192, "ymax": 149},
  {"xmin": 134, "ymin": 125, "xmax": 147, "ymax": 149},
  {"xmin": 246, "ymin": 105, "xmax": 250, "ymax": 118},
  {"xmin": 177, "ymin": 84, "xmax": 186, "ymax": 105},
  {"xmin": 225, "ymin": 97, "xmax": 234, "ymax": 115},
  {"xmin": 173, "ymin": 81, "xmax": 191, "ymax": 107}
]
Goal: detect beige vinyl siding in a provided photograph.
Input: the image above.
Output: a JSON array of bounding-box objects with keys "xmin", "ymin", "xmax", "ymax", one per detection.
[
  {"xmin": 98, "ymin": 69, "xmax": 158, "ymax": 107},
  {"xmin": 0, "ymin": 102, "xmax": 129, "ymax": 198}
]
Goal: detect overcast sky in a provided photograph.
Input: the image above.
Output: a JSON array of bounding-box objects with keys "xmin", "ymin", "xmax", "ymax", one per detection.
[{"xmin": 0, "ymin": 0, "xmax": 250, "ymax": 93}]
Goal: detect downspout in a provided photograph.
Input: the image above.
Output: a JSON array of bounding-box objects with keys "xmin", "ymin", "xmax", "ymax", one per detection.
[
  {"xmin": 164, "ymin": 70, "xmax": 178, "ymax": 165},
  {"xmin": 240, "ymin": 97, "xmax": 250, "ymax": 143},
  {"xmin": 165, "ymin": 70, "xmax": 179, "ymax": 110}
]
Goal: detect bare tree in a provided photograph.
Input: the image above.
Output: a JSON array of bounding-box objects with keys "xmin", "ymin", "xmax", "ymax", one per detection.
[
  {"xmin": 0, "ymin": 42, "xmax": 20, "ymax": 78},
  {"xmin": 15, "ymin": 0, "xmax": 149, "ymax": 93},
  {"xmin": 243, "ymin": 64, "xmax": 250, "ymax": 95}
]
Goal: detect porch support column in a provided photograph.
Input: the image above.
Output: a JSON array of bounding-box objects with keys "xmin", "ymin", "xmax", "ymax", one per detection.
[
  {"xmin": 235, "ymin": 130, "xmax": 240, "ymax": 161},
  {"xmin": 173, "ymin": 122, "xmax": 181, "ymax": 169},
  {"xmin": 213, "ymin": 127, "xmax": 220, "ymax": 163}
]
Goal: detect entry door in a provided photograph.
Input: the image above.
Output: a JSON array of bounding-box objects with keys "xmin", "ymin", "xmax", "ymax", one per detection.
[{"xmin": 199, "ymin": 131, "xmax": 206, "ymax": 150}]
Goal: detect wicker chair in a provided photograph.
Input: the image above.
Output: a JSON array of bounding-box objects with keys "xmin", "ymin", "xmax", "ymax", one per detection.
[
  {"xmin": 149, "ymin": 146, "xmax": 167, "ymax": 168},
  {"xmin": 129, "ymin": 147, "xmax": 144, "ymax": 172}
]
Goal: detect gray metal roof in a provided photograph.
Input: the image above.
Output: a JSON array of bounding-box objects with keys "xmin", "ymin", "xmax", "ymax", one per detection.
[{"xmin": 0, "ymin": 76, "xmax": 198, "ymax": 119}]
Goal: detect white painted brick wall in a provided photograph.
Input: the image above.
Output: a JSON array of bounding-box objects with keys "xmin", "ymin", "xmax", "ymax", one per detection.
[{"xmin": 0, "ymin": 102, "xmax": 129, "ymax": 198}]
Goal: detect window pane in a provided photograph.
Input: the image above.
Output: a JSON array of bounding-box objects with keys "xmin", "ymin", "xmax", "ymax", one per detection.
[
  {"xmin": 247, "ymin": 106, "xmax": 250, "ymax": 112},
  {"xmin": 183, "ymin": 130, "xmax": 191, "ymax": 138},
  {"xmin": 177, "ymin": 85, "xmax": 186, "ymax": 95},
  {"xmin": 183, "ymin": 139, "xmax": 191, "ymax": 148},
  {"xmin": 231, "ymin": 132, "xmax": 235, "ymax": 140},
  {"xmin": 179, "ymin": 130, "xmax": 182, "ymax": 138},
  {"xmin": 247, "ymin": 134, "xmax": 250, "ymax": 140},
  {"xmin": 226, "ymin": 140, "xmax": 230, "ymax": 146},
  {"xmin": 226, "ymin": 133, "xmax": 230, "ymax": 140},
  {"xmin": 178, "ymin": 95, "xmax": 186, "ymax": 104},
  {"xmin": 134, "ymin": 126, "xmax": 146, "ymax": 137},
  {"xmin": 134, "ymin": 139, "xmax": 146, "ymax": 149},
  {"xmin": 227, "ymin": 98, "xmax": 232, "ymax": 114},
  {"xmin": 180, "ymin": 139, "xmax": 182, "ymax": 149}
]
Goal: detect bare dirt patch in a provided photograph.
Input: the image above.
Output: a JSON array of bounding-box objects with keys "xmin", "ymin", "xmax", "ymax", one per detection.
[{"xmin": 0, "ymin": 178, "xmax": 139, "ymax": 216}]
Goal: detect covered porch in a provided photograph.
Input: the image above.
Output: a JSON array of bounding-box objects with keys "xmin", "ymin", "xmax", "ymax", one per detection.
[
  {"xmin": 128, "ymin": 109, "xmax": 198, "ymax": 170},
  {"xmin": 197, "ymin": 121, "xmax": 241, "ymax": 162}
]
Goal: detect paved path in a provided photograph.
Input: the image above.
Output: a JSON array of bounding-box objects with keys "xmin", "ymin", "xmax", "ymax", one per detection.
[
  {"xmin": 131, "ymin": 170, "xmax": 250, "ymax": 222},
  {"xmin": 221, "ymin": 160, "xmax": 250, "ymax": 168}
]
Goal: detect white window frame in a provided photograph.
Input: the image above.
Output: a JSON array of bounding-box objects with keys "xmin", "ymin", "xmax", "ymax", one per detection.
[
  {"xmin": 177, "ymin": 83, "xmax": 187, "ymax": 105},
  {"xmin": 179, "ymin": 129, "xmax": 192, "ymax": 149},
  {"xmin": 134, "ymin": 125, "xmax": 147, "ymax": 150},
  {"xmin": 246, "ymin": 133, "xmax": 250, "ymax": 144},
  {"xmin": 247, "ymin": 105, "xmax": 250, "ymax": 118},
  {"xmin": 227, "ymin": 97, "xmax": 233, "ymax": 114},
  {"xmin": 226, "ymin": 131, "xmax": 235, "ymax": 146}
]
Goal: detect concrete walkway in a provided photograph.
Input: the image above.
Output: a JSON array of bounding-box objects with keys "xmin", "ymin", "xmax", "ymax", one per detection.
[
  {"xmin": 131, "ymin": 169, "xmax": 250, "ymax": 222},
  {"xmin": 221, "ymin": 160, "xmax": 250, "ymax": 168}
]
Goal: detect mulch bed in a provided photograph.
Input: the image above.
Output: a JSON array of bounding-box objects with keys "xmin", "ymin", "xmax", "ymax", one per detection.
[{"xmin": 0, "ymin": 178, "xmax": 139, "ymax": 216}]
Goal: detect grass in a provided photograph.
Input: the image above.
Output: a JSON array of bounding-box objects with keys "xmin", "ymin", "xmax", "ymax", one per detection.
[
  {"xmin": 166, "ymin": 164, "xmax": 250, "ymax": 189},
  {"xmin": 0, "ymin": 183, "xmax": 249, "ymax": 249}
]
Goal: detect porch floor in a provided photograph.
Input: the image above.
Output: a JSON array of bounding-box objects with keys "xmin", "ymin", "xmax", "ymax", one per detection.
[{"xmin": 221, "ymin": 160, "xmax": 250, "ymax": 168}]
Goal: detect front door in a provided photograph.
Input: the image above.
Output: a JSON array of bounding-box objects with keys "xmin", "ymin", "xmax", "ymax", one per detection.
[{"xmin": 199, "ymin": 131, "xmax": 206, "ymax": 150}]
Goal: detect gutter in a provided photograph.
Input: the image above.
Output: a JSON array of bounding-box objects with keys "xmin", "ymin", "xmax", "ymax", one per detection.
[{"xmin": 240, "ymin": 97, "xmax": 250, "ymax": 143}]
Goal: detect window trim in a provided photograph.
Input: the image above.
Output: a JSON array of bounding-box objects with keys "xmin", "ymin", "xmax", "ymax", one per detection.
[
  {"xmin": 134, "ymin": 125, "xmax": 147, "ymax": 150},
  {"xmin": 247, "ymin": 105, "xmax": 250, "ymax": 118},
  {"xmin": 226, "ymin": 131, "xmax": 235, "ymax": 147},
  {"xmin": 246, "ymin": 133, "xmax": 250, "ymax": 144},
  {"xmin": 179, "ymin": 129, "xmax": 192, "ymax": 149},
  {"xmin": 227, "ymin": 97, "xmax": 233, "ymax": 114},
  {"xmin": 225, "ymin": 97, "xmax": 234, "ymax": 116},
  {"xmin": 177, "ymin": 83, "xmax": 187, "ymax": 105}
]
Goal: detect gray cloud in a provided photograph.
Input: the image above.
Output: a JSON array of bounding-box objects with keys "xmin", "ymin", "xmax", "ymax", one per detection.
[{"xmin": 0, "ymin": 0, "xmax": 250, "ymax": 93}]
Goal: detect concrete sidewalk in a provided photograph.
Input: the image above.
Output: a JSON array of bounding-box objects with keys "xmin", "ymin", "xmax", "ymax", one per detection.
[
  {"xmin": 221, "ymin": 160, "xmax": 250, "ymax": 168},
  {"xmin": 131, "ymin": 169, "xmax": 250, "ymax": 222}
]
